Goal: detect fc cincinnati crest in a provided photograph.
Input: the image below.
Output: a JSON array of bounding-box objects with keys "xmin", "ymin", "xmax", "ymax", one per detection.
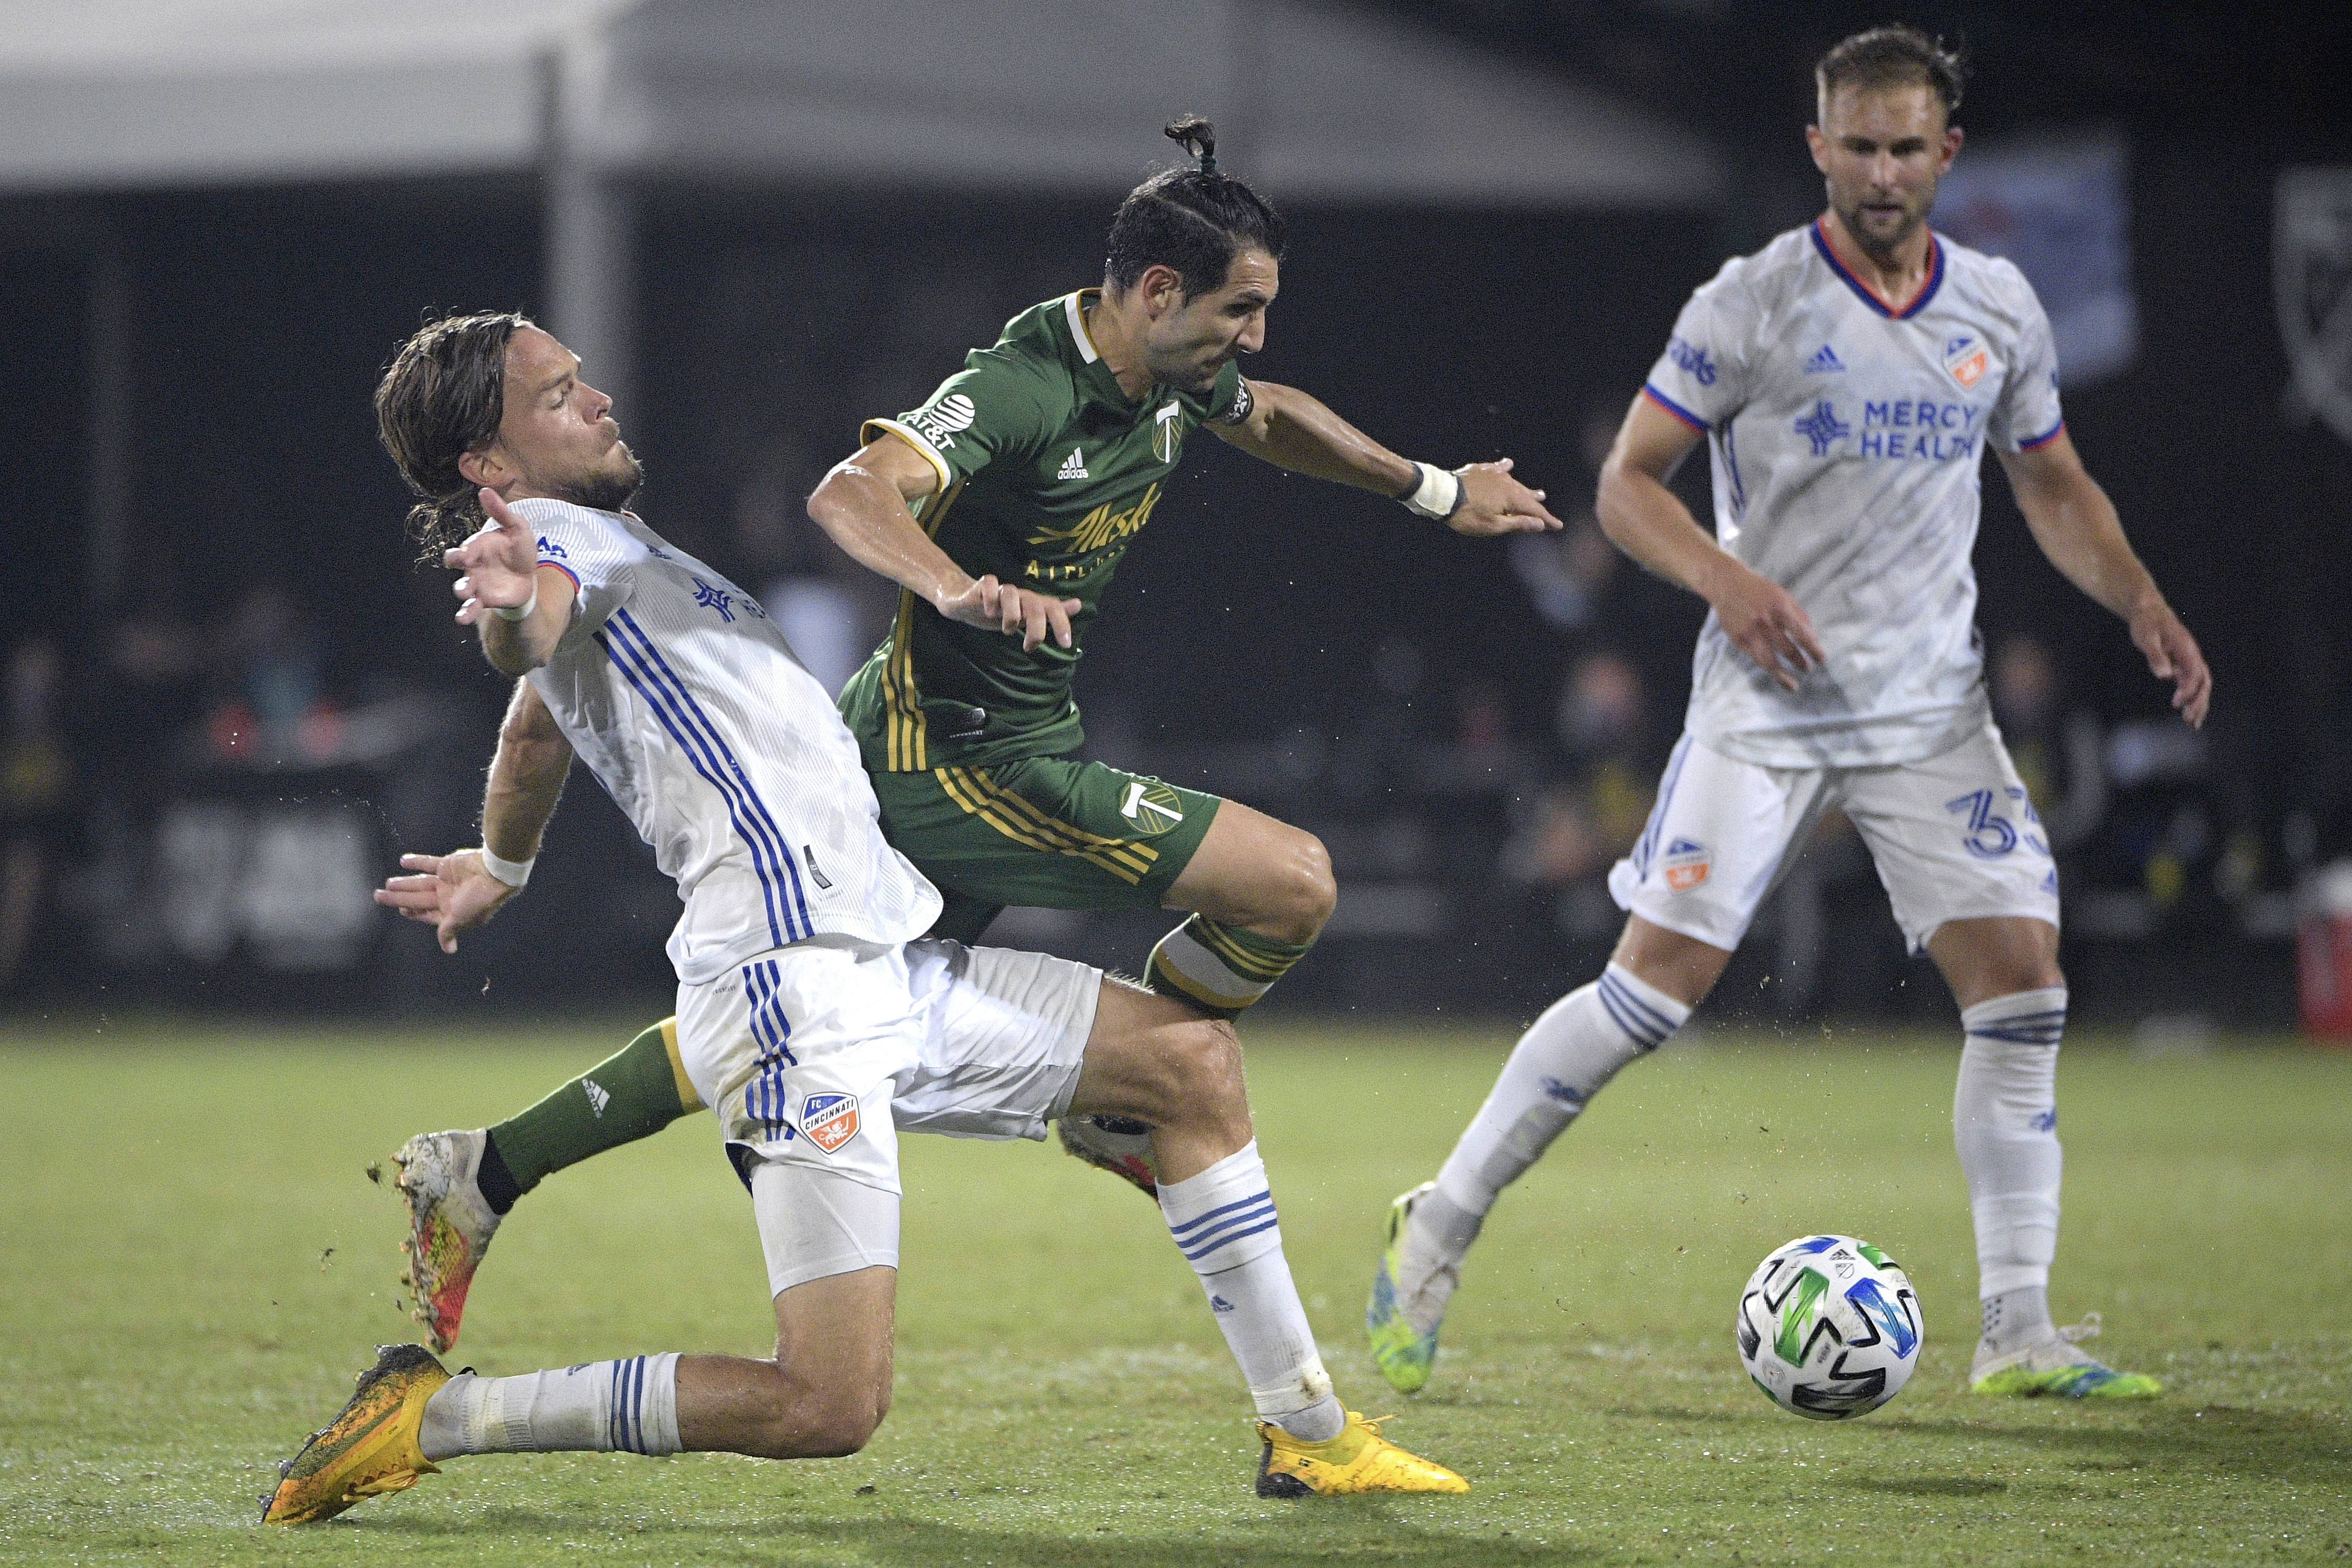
[
  {"xmin": 1152, "ymin": 401, "xmax": 1184, "ymax": 464},
  {"xmin": 1942, "ymin": 333, "xmax": 1990, "ymax": 389},
  {"xmin": 799, "ymin": 1092, "xmax": 860, "ymax": 1154},
  {"xmin": 2277, "ymin": 167, "xmax": 2352, "ymax": 448},
  {"xmin": 1661, "ymin": 837, "xmax": 1711, "ymax": 891}
]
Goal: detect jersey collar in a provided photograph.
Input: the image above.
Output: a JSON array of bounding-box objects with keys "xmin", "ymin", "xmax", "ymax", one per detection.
[
  {"xmin": 1810, "ymin": 218, "xmax": 1944, "ymax": 319},
  {"xmin": 1061, "ymin": 288, "xmax": 1146, "ymax": 406}
]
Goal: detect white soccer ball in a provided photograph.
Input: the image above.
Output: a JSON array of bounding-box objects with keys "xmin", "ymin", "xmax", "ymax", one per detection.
[{"xmin": 1735, "ymin": 1234, "xmax": 1923, "ymax": 1420}]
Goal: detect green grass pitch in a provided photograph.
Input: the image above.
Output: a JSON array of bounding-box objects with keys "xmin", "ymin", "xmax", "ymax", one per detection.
[{"xmin": 2, "ymin": 1017, "xmax": 2346, "ymax": 1565}]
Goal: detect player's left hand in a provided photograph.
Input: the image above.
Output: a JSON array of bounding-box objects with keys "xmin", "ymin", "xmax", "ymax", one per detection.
[
  {"xmin": 1447, "ymin": 459, "xmax": 1562, "ymax": 537},
  {"xmin": 2129, "ymin": 601, "xmax": 2211, "ymax": 729},
  {"xmin": 446, "ymin": 487, "xmax": 540, "ymax": 625},
  {"xmin": 374, "ymin": 849, "xmax": 522, "ymax": 953}
]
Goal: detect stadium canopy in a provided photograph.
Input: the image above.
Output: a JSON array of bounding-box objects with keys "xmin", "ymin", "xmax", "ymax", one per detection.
[
  {"xmin": 0, "ymin": 0, "xmax": 1724, "ymax": 206},
  {"xmin": 4, "ymin": 0, "xmax": 1726, "ymax": 595}
]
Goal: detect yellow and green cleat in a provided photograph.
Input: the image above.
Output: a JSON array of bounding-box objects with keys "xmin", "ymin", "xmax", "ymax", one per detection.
[
  {"xmin": 1255, "ymin": 1411, "xmax": 1469, "ymax": 1497},
  {"xmin": 1366, "ymin": 1182, "xmax": 1446, "ymax": 1395},
  {"xmin": 1971, "ymin": 1315, "xmax": 2162, "ymax": 1400},
  {"xmin": 261, "ymin": 1343, "xmax": 450, "ymax": 1524}
]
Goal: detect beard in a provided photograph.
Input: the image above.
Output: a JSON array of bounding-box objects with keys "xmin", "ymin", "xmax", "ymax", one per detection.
[{"xmin": 556, "ymin": 443, "xmax": 647, "ymax": 513}]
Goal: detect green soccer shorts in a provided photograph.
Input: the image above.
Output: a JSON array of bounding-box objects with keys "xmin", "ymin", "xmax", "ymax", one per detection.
[{"xmin": 869, "ymin": 756, "xmax": 1223, "ymax": 946}]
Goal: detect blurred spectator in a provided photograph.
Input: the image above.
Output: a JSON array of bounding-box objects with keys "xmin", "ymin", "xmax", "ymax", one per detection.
[
  {"xmin": 1990, "ymin": 634, "xmax": 2106, "ymax": 853},
  {"xmin": 1501, "ymin": 651, "xmax": 1654, "ymax": 892},
  {"xmin": 736, "ymin": 436, "xmax": 893, "ymax": 697},
  {"xmin": 1507, "ymin": 404, "xmax": 1627, "ymax": 634},
  {"xmin": 208, "ymin": 589, "xmax": 343, "ymax": 763},
  {"xmin": 2, "ymin": 638, "xmax": 73, "ymax": 992}
]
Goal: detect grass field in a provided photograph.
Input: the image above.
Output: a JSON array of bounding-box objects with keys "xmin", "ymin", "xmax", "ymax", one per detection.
[{"xmin": 1, "ymin": 1017, "xmax": 2346, "ymax": 1566}]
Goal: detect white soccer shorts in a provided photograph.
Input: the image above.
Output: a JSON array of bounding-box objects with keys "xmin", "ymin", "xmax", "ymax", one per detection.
[
  {"xmin": 1608, "ymin": 722, "xmax": 2060, "ymax": 955},
  {"xmin": 673, "ymin": 936, "xmax": 1101, "ymax": 1294}
]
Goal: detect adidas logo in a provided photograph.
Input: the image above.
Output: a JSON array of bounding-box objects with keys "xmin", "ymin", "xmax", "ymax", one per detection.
[
  {"xmin": 1056, "ymin": 448, "xmax": 1088, "ymax": 480},
  {"xmin": 1803, "ymin": 343, "xmax": 1845, "ymax": 373},
  {"xmin": 582, "ymin": 1078, "xmax": 610, "ymax": 1118},
  {"xmin": 1210, "ymin": 1293, "xmax": 1236, "ymax": 1313}
]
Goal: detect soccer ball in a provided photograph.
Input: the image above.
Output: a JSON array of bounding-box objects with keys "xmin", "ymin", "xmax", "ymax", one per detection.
[{"xmin": 1735, "ymin": 1235, "xmax": 1922, "ymax": 1420}]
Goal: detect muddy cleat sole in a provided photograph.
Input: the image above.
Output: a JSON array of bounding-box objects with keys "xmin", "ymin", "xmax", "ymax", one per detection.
[
  {"xmin": 1366, "ymin": 1182, "xmax": 1445, "ymax": 1395},
  {"xmin": 262, "ymin": 1343, "xmax": 450, "ymax": 1524},
  {"xmin": 1055, "ymin": 1114, "xmax": 1161, "ymax": 1197},
  {"xmin": 1256, "ymin": 1410, "xmax": 1469, "ymax": 1497},
  {"xmin": 393, "ymin": 1130, "xmax": 501, "ymax": 1353},
  {"xmin": 1971, "ymin": 1314, "xmax": 2162, "ymax": 1400}
]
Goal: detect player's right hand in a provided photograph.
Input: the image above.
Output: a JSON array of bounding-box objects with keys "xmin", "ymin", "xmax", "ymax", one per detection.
[
  {"xmin": 1709, "ymin": 563, "xmax": 1825, "ymax": 692},
  {"xmin": 446, "ymin": 488, "xmax": 540, "ymax": 626},
  {"xmin": 374, "ymin": 850, "xmax": 521, "ymax": 954},
  {"xmin": 936, "ymin": 575, "xmax": 1083, "ymax": 652}
]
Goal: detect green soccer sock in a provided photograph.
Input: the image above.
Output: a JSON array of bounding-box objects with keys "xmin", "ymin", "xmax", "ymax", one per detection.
[
  {"xmin": 1145, "ymin": 915, "xmax": 1314, "ymax": 1020},
  {"xmin": 483, "ymin": 1019, "xmax": 702, "ymax": 1199}
]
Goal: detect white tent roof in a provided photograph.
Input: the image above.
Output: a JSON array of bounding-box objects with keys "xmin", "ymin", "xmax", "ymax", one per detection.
[{"xmin": 0, "ymin": 0, "xmax": 1723, "ymax": 207}]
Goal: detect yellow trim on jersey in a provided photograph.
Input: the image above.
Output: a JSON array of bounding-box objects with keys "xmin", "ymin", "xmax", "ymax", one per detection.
[
  {"xmin": 658, "ymin": 1017, "xmax": 703, "ymax": 1112},
  {"xmin": 961, "ymin": 767, "xmax": 1159, "ymax": 874},
  {"xmin": 933, "ymin": 766, "xmax": 1156, "ymax": 885},
  {"xmin": 1063, "ymin": 290, "xmax": 1104, "ymax": 364},
  {"xmin": 877, "ymin": 477, "xmax": 965, "ymax": 773},
  {"xmin": 862, "ymin": 418, "xmax": 955, "ymax": 494}
]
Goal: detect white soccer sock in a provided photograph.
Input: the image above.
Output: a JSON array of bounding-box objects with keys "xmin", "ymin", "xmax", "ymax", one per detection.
[
  {"xmin": 418, "ymin": 1353, "xmax": 683, "ymax": 1460},
  {"xmin": 1158, "ymin": 1140, "xmax": 1343, "ymax": 1442},
  {"xmin": 1955, "ymin": 987, "xmax": 2067, "ymax": 1326},
  {"xmin": 1432, "ymin": 964, "xmax": 1689, "ymax": 1220}
]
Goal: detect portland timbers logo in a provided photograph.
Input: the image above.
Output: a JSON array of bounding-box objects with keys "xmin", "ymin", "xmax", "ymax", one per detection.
[
  {"xmin": 1119, "ymin": 780, "xmax": 1187, "ymax": 834},
  {"xmin": 1152, "ymin": 401, "xmax": 1184, "ymax": 464}
]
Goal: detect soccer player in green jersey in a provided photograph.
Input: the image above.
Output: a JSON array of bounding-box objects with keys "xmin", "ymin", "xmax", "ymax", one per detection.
[{"xmin": 392, "ymin": 118, "xmax": 1559, "ymax": 1355}]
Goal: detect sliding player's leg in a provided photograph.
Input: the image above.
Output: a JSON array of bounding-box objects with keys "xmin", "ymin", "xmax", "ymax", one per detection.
[
  {"xmin": 1064, "ymin": 977, "xmax": 1465, "ymax": 1495},
  {"xmin": 1369, "ymin": 737, "xmax": 1824, "ymax": 1393},
  {"xmin": 393, "ymin": 1018, "xmax": 703, "ymax": 1351},
  {"xmin": 1152, "ymin": 796, "xmax": 1335, "ymax": 1020}
]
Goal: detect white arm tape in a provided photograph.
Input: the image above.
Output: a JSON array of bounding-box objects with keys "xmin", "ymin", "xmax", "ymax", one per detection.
[
  {"xmin": 478, "ymin": 845, "xmax": 534, "ymax": 889},
  {"xmin": 492, "ymin": 584, "xmax": 540, "ymax": 623},
  {"xmin": 1399, "ymin": 461, "xmax": 1463, "ymax": 520}
]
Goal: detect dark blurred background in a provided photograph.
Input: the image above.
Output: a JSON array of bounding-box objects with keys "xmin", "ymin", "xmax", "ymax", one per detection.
[{"xmin": 4, "ymin": 0, "xmax": 2349, "ymax": 1031}]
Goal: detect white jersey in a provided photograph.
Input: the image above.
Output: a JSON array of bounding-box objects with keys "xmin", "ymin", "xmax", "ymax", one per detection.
[
  {"xmin": 1641, "ymin": 220, "xmax": 2067, "ymax": 768},
  {"xmin": 517, "ymin": 499, "xmax": 941, "ymax": 983}
]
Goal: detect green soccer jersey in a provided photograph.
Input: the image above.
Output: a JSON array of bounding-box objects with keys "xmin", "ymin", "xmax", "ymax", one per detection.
[{"xmin": 839, "ymin": 289, "xmax": 1251, "ymax": 773}]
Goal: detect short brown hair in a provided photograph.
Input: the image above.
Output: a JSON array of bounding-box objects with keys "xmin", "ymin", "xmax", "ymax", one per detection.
[
  {"xmin": 1816, "ymin": 25, "xmax": 1966, "ymax": 120},
  {"xmin": 375, "ymin": 310, "xmax": 530, "ymax": 555}
]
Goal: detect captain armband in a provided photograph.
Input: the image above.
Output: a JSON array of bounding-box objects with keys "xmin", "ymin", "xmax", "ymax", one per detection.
[{"xmin": 1397, "ymin": 461, "xmax": 1465, "ymax": 521}]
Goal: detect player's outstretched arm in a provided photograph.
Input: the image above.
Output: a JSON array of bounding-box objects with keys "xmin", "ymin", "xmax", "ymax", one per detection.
[
  {"xmin": 1208, "ymin": 380, "xmax": 1561, "ymax": 535},
  {"xmin": 1598, "ymin": 393, "xmax": 1824, "ymax": 691},
  {"xmin": 374, "ymin": 681, "xmax": 573, "ymax": 952},
  {"xmin": 447, "ymin": 488, "xmax": 577, "ymax": 676},
  {"xmin": 1997, "ymin": 434, "xmax": 2210, "ymax": 728},
  {"xmin": 807, "ymin": 437, "xmax": 1082, "ymax": 651}
]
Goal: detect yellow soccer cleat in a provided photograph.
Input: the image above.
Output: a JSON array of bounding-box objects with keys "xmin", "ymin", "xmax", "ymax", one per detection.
[
  {"xmin": 261, "ymin": 1343, "xmax": 450, "ymax": 1524},
  {"xmin": 1970, "ymin": 1315, "xmax": 2162, "ymax": 1400},
  {"xmin": 1254, "ymin": 1411, "xmax": 1469, "ymax": 1498},
  {"xmin": 393, "ymin": 1130, "xmax": 502, "ymax": 1353}
]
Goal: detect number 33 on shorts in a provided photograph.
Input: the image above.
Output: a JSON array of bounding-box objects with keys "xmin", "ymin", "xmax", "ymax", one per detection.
[{"xmin": 1946, "ymin": 786, "xmax": 2048, "ymax": 859}]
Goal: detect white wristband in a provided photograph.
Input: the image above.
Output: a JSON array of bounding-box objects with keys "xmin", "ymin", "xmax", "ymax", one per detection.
[
  {"xmin": 478, "ymin": 845, "xmax": 534, "ymax": 889},
  {"xmin": 492, "ymin": 585, "xmax": 540, "ymax": 623},
  {"xmin": 1399, "ymin": 461, "xmax": 1463, "ymax": 520}
]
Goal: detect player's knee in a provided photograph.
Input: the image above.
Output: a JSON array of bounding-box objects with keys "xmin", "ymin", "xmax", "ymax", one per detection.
[
  {"xmin": 749, "ymin": 1381, "xmax": 886, "ymax": 1460},
  {"xmin": 1254, "ymin": 828, "xmax": 1335, "ymax": 943},
  {"xmin": 1148, "ymin": 1018, "xmax": 1248, "ymax": 1131}
]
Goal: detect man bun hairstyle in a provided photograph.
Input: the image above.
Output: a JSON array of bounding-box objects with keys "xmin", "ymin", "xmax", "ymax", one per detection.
[
  {"xmin": 1815, "ymin": 24, "xmax": 1967, "ymax": 120},
  {"xmin": 1104, "ymin": 116, "xmax": 1287, "ymax": 302},
  {"xmin": 375, "ymin": 309, "xmax": 530, "ymax": 557}
]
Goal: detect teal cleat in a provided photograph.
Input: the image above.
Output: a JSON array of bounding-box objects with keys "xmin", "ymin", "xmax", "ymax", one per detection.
[
  {"xmin": 1367, "ymin": 1182, "xmax": 1446, "ymax": 1395},
  {"xmin": 1971, "ymin": 1314, "xmax": 2162, "ymax": 1400}
]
